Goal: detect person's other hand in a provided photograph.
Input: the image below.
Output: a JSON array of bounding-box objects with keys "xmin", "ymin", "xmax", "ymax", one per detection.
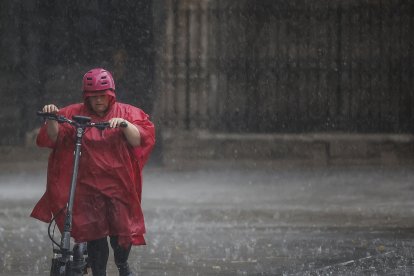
[
  {"xmin": 42, "ymin": 104, "xmax": 59, "ymax": 114},
  {"xmin": 109, "ymin": 118, "xmax": 128, "ymax": 128}
]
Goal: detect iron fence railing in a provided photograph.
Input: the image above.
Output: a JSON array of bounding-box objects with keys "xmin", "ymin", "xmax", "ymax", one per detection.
[{"xmin": 155, "ymin": 0, "xmax": 414, "ymax": 133}]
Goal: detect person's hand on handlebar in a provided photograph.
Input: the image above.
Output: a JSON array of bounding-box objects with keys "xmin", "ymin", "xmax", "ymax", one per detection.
[
  {"xmin": 42, "ymin": 104, "xmax": 59, "ymax": 143},
  {"xmin": 108, "ymin": 118, "xmax": 127, "ymax": 128},
  {"xmin": 42, "ymin": 104, "xmax": 59, "ymax": 114},
  {"xmin": 109, "ymin": 118, "xmax": 141, "ymax": 147}
]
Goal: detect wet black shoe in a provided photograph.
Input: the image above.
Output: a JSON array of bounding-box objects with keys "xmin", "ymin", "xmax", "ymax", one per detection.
[{"xmin": 117, "ymin": 262, "xmax": 134, "ymax": 276}]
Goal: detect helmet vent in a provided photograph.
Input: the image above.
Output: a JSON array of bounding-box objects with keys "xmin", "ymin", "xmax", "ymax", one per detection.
[
  {"xmin": 87, "ymin": 77, "xmax": 92, "ymax": 80},
  {"xmin": 101, "ymin": 76, "xmax": 107, "ymax": 79},
  {"xmin": 102, "ymin": 81, "xmax": 108, "ymax": 85}
]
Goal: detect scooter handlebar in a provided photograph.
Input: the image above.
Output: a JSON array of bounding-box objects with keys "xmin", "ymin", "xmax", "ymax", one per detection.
[
  {"xmin": 89, "ymin": 121, "xmax": 128, "ymax": 129},
  {"xmin": 37, "ymin": 111, "xmax": 54, "ymax": 117},
  {"xmin": 36, "ymin": 111, "xmax": 69, "ymax": 123},
  {"xmin": 37, "ymin": 111, "xmax": 128, "ymax": 129}
]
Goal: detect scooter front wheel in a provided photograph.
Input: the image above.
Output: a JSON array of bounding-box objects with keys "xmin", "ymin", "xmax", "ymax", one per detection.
[{"xmin": 50, "ymin": 257, "xmax": 67, "ymax": 276}]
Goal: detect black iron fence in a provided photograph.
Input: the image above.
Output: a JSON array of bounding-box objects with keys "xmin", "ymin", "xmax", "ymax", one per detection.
[{"xmin": 155, "ymin": 0, "xmax": 414, "ymax": 133}]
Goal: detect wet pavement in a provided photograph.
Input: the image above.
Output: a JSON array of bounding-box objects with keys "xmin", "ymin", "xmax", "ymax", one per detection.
[{"xmin": 1, "ymin": 162, "xmax": 414, "ymax": 275}]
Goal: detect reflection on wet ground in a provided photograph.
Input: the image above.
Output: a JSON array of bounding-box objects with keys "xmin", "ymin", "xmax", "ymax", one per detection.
[{"xmin": 1, "ymin": 163, "xmax": 414, "ymax": 275}]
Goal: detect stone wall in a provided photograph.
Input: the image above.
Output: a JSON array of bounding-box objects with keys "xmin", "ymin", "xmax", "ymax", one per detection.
[{"xmin": 162, "ymin": 131, "xmax": 414, "ymax": 168}]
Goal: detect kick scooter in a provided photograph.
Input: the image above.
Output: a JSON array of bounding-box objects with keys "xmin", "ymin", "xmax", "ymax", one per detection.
[{"xmin": 37, "ymin": 111, "xmax": 126, "ymax": 275}]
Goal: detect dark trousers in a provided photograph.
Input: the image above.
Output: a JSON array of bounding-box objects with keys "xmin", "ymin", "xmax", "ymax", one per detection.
[{"xmin": 87, "ymin": 236, "xmax": 131, "ymax": 276}]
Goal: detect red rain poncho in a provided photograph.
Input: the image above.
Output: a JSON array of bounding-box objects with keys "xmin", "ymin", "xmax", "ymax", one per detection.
[{"xmin": 31, "ymin": 98, "xmax": 155, "ymax": 247}]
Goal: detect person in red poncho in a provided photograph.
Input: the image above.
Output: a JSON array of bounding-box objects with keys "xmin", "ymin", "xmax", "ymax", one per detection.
[{"xmin": 31, "ymin": 68, "xmax": 155, "ymax": 276}]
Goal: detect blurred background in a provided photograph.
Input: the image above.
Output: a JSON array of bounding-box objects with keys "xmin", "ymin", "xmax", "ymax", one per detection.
[
  {"xmin": 1, "ymin": 1, "xmax": 414, "ymax": 275},
  {"xmin": 0, "ymin": 0, "xmax": 413, "ymax": 166}
]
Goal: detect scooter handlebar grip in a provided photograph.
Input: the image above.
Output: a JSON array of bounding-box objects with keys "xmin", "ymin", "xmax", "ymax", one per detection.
[{"xmin": 37, "ymin": 111, "xmax": 53, "ymax": 117}]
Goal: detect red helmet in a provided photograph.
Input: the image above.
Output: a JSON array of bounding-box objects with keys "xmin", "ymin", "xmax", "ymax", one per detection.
[{"xmin": 82, "ymin": 68, "xmax": 115, "ymax": 93}]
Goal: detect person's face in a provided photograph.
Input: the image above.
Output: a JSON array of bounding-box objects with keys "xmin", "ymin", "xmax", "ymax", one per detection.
[{"xmin": 88, "ymin": 94, "xmax": 110, "ymax": 116}]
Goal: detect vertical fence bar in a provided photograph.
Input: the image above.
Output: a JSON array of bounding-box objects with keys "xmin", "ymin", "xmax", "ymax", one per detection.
[
  {"xmin": 172, "ymin": 0, "xmax": 179, "ymax": 128},
  {"xmin": 199, "ymin": 0, "xmax": 209, "ymax": 129},
  {"xmin": 185, "ymin": 7, "xmax": 190, "ymax": 130},
  {"xmin": 409, "ymin": 1, "xmax": 414, "ymax": 124},
  {"xmin": 336, "ymin": 2, "xmax": 343, "ymax": 121}
]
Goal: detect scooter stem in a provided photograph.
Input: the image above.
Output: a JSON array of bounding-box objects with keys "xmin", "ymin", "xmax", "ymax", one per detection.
[{"xmin": 61, "ymin": 126, "xmax": 84, "ymax": 252}]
